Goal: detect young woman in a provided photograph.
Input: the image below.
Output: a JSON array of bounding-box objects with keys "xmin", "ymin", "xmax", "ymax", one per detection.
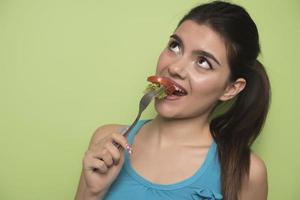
[{"xmin": 75, "ymin": 1, "xmax": 270, "ymax": 200}]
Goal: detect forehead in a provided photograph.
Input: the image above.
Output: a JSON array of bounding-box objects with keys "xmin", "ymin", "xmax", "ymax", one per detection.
[{"xmin": 175, "ymin": 20, "xmax": 228, "ymax": 65}]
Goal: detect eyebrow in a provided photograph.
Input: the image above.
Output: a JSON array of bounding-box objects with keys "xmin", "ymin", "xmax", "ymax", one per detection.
[
  {"xmin": 169, "ymin": 34, "xmax": 221, "ymax": 66},
  {"xmin": 170, "ymin": 34, "xmax": 183, "ymax": 48},
  {"xmin": 193, "ymin": 50, "xmax": 221, "ymax": 66}
]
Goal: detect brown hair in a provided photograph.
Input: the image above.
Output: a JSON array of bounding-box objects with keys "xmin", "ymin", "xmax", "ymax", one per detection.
[{"xmin": 178, "ymin": 1, "xmax": 271, "ymax": 199}]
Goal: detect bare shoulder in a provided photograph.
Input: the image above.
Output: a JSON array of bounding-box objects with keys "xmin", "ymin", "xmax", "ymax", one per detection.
[
  {"xmin": 239, "ymin": 152, "xmax": 268, "ymax": 200},
  {"xmin": 249, "ymin": 153, "xmax": 268, "ymax": 182},
  {"xmin": 89, "ymin": 124, "xmax": 128, "ymax": 146}
]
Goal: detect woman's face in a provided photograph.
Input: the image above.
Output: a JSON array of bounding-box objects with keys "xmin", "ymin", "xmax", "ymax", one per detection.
[{"xmin": 155, "ymin": 20, "xmax": 233, "ymax": 119}]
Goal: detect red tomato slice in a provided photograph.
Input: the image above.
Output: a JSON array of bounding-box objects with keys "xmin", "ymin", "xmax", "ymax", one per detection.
[{"xmin": 147, "ymin": 76, "xmax": 176, "ymax": 95}]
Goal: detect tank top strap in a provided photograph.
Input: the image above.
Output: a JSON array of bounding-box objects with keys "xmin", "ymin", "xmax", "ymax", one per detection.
[{"xmin": 126, "ymin": 119, "xmax": 151, "ymax": 145}]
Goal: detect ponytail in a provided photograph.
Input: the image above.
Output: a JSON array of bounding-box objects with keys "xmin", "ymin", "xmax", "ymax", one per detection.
[{"xmin": 210, "ymin": 60, "xmax": 271, "ymax": 200}]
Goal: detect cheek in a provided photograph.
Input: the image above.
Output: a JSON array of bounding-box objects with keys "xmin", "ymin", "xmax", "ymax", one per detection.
[{"xmin": 191, "ymin": 74, "xmax": 228, "ymax": 100}]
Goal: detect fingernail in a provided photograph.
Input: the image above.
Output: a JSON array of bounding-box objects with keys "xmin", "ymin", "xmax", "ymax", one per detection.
[
  {"xmin": 128, "ymin": 149, "xmax": 132, "ymax": 154},
  {"xmin": 128, "ymin": 147, "xmax": 133, "ymax": 154},
  {"xmin": 125, "ymin": 143, "xmax": 133, "ymax": 154}
]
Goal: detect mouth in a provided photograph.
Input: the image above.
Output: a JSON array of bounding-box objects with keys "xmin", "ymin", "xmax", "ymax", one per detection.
[
  {"xmin": 146, "ymin": 76, "xmax": 188, "ymax": 98},
  {"xmin": 171, "ymin": 84, "xmax": 188, "ymax": 97}
]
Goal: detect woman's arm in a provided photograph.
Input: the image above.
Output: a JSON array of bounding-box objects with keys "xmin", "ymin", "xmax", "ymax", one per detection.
[
  {"xmin": 75, "ymin": 171, "xmax": 104, "ymax": 200},
  {"xmin": 75, "ymin": 124, "xmax": 129, "ymax": 200},
  {"xmin": 239, "ymin": 153, "xmax": 268, "ymax": 200}
]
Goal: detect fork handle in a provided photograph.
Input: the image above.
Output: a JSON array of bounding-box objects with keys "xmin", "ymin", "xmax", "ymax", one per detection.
[
  {"xmin": 122, "ymin": 112, "xmax": 141, "ymax": 137},
  {"xmin": 113, "ymin": 112, "xmax": 141, "ymax": 150}
]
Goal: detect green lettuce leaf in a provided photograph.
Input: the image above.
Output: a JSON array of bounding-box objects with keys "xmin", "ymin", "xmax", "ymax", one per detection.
[{"xmin": 143, "ymin": 83, "xmax": 168, "ymax": 99}]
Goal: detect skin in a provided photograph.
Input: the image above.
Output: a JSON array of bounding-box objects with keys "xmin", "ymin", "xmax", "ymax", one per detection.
[{"xmin": 75, "ymin": 20, "xmax": 267, "ymax": 200}]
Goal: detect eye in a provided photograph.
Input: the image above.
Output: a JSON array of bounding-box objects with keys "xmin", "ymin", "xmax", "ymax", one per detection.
[
  {"xmin": 167, "ymin": 40, "xmax": 181, "ymax": 54},
  {"xmin": 197, "ymin": 56, "xmax": 213, "ymax": 70}
]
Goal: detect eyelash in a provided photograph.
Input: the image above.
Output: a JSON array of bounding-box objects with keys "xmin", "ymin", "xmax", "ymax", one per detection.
[
  {"xmin": 197, "ymin": 56, "xmax": 213, "ymax": 70},
  {"xmin": 167, "ymin": 40, "xmax": 213, "ymax": 70},
  {"xmin": 167, "ymin": 40, "xmax": 181, "ymax": 54}
]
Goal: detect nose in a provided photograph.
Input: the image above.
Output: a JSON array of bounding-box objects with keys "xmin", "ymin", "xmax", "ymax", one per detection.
[{"xmin": 167, "ymin": 57, "xmax": 188, "ymax": 79}]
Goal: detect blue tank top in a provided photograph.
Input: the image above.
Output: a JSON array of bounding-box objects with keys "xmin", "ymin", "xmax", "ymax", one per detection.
[{"xmin": 104, "ymin": 120, "xmax": 223, "ymax": 200}]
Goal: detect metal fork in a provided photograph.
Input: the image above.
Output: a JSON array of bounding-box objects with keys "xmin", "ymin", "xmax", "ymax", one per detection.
[
  {"xmin": 113, "ymin": 87, "xmax": 164, "ymax": 150},
  {"xmin": 121, "ymin": 86, "xmax": 165, "ymax": 137}
]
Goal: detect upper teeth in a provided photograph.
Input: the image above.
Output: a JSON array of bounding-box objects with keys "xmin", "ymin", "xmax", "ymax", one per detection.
[{"xmin": 175, "ymin": 85, "xmax": 184, "ymax": 93}]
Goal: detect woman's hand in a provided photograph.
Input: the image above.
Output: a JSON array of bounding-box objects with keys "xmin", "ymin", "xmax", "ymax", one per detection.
[{"xmin": 75, "ymin": 125, "xmax": 131, "ymax": 200}]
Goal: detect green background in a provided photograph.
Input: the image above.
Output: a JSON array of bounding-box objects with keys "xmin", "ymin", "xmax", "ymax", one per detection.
[{"xmin": 0, "ymin": 0, "xmax": 299, "ymax": 199}]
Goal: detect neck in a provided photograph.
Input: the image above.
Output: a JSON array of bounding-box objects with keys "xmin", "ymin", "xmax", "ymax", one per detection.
[{"xmin": 146, "ymin": 115, "xmax": 213, "ymax": 147}]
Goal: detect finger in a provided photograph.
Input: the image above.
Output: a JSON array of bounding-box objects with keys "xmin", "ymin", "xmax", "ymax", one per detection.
[
  {"xmin": 83, "ymin": 154, "xmax": 108, "ymax": 174},
  {"xmin": 91, "ymin": 159, "xmax": 108, "ymax": 174},
  {"xmin": 104, "ymin": 142, "xmax": 122, "ymax": 165},
  {"xmin": 110, "ymin": 132, "xmax": 129, "ymax": 150},
  {"xmin": 96, "ymin": 159, "xmax": 108, "ymax": 173},
  {"xmin": 98, "ymin": 147, "xmax": 113, "ymax": 167}
]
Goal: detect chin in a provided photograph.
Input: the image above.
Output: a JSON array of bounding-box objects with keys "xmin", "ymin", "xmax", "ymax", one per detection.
[
  {"xmin": 154, "ymin": 101, "xmax": 184, "ymax": 119},
  {"xmin": 154, "ymin": 99, "xmax": 211, "ymax": 120}
]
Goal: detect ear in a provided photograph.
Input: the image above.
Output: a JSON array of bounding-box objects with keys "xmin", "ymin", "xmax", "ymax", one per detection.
[{"xmin": 219, "ymin": 78, "xmax": 246, "ymax": 101}]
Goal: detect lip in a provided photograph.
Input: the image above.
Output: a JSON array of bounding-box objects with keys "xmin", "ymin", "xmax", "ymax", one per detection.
[{"xmin": 164, "ymin": 94, "xmax": 185, "ymax": 101}]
